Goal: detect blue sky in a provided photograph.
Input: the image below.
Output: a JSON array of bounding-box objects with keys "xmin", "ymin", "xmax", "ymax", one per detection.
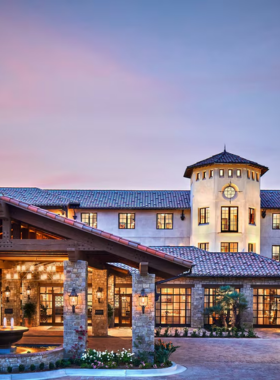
[{"xmin": 0, "ymin": 0, "xmax": 279, "ymax": 189}]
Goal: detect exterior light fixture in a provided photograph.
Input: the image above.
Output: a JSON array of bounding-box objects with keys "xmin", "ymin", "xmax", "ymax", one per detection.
[
  {"xmin": 138, "ymin": 288, "xmax": 148, "ymax": 314},
  {"xmin": 69, "ymin": 288, "xmax": 78, "ymax": 313},
  {"xmin": 13, "ymin": 273, "xmax": 19, "ymax": 280},
  {"xmin": 96, "ymin": 287, "xmax": 103, "ymax": 303},
  {"xmin": 27, "ymin": 273, "xmax": 32, "ymax": 280},
  {"xmin": 6, "ymin": 273, "xmax": 11, "ymax": 280},
  {"xmin": 5, "ymin": 286, "xmax": 11, "ymax": 302},
  {"xmin": 30, "ymin": 265, "xmax": 35, "ymax": 272},
  {"xmin": 180, "ymin": 210, "xmax": 185, "ymax": 221},
  {"xmin": 26, "ymin": 285, "xmax": 31, "ymax": 300}
]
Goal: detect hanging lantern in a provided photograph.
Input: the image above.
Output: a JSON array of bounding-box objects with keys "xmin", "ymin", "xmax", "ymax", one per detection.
[
  {"xmin": 69, "ymin": 288, "xmax": 78, "ymax": 313},
  {"xmin": 138, "ymin": 288, "xmax": 148, "ymax": 314},
  {"xmin": 26, "ymin": 285, "xmax": 31, "ymax": 300},
  {"xmin": 96, "ymin": 287, "xmax": 103, "ymax": 303},
  {"xmin": 5, "ymin": 286, "xmax": 11, "ymax": 302}
]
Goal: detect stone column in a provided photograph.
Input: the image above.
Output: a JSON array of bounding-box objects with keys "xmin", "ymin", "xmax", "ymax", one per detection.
[
  {"xmin": 2, "ymin": 269, "xmax": 21, "ymax": 326},
  {"xmin": 132, "ymin": 273, "xmax": 155, "ymax": 358},
  {"xmin": 240, "ymin": 284, "xmax": 254, "ymax": 329},
  {"xmin": 22, "ymin": 280, "xmax": 39, "ymax": 327},
  {"xmin": 108, "ymin": 274, "xmax": 115, "ymax": 328},
  {"xmin": 92, "ymin": 268, "xmax": 108, "ymax": 336},
  {"xmin": 63, "ymin": 260, "xmax": 88, "ymax": 358},
  {"xmin": 191, "ymin": 284, "xmax": 204, "ymax": 328}
]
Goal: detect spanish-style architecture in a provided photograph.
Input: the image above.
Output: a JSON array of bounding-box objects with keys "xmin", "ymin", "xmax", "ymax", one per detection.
[{"xmin": 1, "ymin": 149, "xmax": 280, "ymax": 345}]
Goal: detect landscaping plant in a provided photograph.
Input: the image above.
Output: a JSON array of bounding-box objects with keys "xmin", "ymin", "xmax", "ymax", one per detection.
[
  {"xmin": 18, "ymin": 364, "xmax": 25, "ymax": 372},
  {"xmin": 30, "ymin": 364, "xmax": 36, "ymax": 371},
  {"xmin": 7, "ymin": 366, "xmax": 12, "ymax": 373},
  {"xmin": 154, "ymin": 339, "xmax": 180, "ymax": 366},
  {"xmin": 155, "ymin": 326, "xmax": 162, "ymax": 337},
  {"xmin": 39, "ymin": 362, "xmax": 44, "ymax": 370},
  {"xmin": 49, "ymin": 362, "xmax": 55, "ymax": 370},
  {"xmin": 163, "ymin": 326, "xmax": 170, "ymax": 337},
  {"xmin": 183, "ymin": 327, "xmax": 189, "ymax": 337}
]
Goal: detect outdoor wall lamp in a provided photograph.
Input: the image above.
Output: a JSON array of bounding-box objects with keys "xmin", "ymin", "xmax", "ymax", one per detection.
[
  {"xmin": 96, "ymin": 287, "xmax": 103, "ymax": 303},
  {"xmin": 5, "ymin": 286, "xmax": 11, "ymax": 302},
  {"xmin": 26, "ymin": 285, "xmax": 31, "ymax": 300},
  {"xmin": 138, "ymin": 288, "xmax": 148, "ymax": 314},
  {"xmin": 180, "ymin": 210, "xmax": 185, "ymax": 221},
  {"xmin": 69, "ymin": 288, "xmax": 78, "ymax": 313}
]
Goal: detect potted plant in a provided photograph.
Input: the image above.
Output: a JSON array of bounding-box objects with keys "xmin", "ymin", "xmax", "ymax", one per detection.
[
  {"xmin": 22, "ymin": 302, "xmax": 36, "ymax": 328},
  {"xmin": 108, "ymin": 303, "xmax": 114, "ymax": 328}
]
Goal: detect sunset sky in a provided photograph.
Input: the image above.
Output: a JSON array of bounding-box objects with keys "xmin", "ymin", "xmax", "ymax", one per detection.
[{"xmin": 0, "ymin": 1, "xmax": 279, "ymax": 190}]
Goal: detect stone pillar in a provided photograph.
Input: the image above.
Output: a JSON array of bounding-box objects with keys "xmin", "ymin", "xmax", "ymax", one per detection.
[
  {"xmin": 2, "ymin": 270, "xmax": 21, "ymax": 326},
  {"xmin": 108, "ymin": 274, "xmax": 115, "ymax": 328},
  {"xmin": 63, "ymin": 260, "xmax": 88, "ymax": 358},
  {"xmin": 191, "ymin": 284, "xmax": 204, "ymax": 328},
  {"xmin": 92, "ymin": 268, "xmax": 108, "ymax": 336},
  {"xmin": 240, "ymin": 284, "xmax": 254, "ymax": 329},
  {"xmin": 22, "ymin": 280, "xmax": 40, "ymax": 327},
  {"xmin": 132, "ymin": 273, "xmax": 155, "ymax": 358}
]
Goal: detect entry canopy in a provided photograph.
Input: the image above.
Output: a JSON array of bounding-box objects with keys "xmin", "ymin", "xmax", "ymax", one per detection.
[{"xmin": 0, "ymin": 195, "xmax": 193, "ymax": 277}]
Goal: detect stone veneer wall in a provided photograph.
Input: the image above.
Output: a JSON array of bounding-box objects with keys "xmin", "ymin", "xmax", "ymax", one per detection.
[
  {"xmin": 92, "ymin": 269, "xmax": 108, "ymax": 336},
  {"xmin": 63, "ymin": 260, "xmax": 88, "ymax": 358},
  {"xmin": 22, "ymin": 280, "xmax": 39, "ymax": 327},
  {"xmin": 0, "ymin": 346, "xmax": 64, "ymax": 373},
  {"xmin": 132, "ymin": 273, "xmax": 155, "ymax": 356},
  {"xmin": 2, "ymin": 272, "xmax": 21, "ymax": 326}
]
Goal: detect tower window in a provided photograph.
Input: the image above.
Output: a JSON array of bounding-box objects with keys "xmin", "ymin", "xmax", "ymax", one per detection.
[
  {"xmin": 199, "ymin": 208, "xmax": 209, "ymax": 225},
  {"xmin": 228, "ymin": 169, "xmax": 233, "ymax": 178},
  {"xmin": 252, "ymin": 172, "xmax": 255, "ymax": 180},
  {"xmin": 247, "ymin": 170, "xmax": 250, "ymax": 179},
  {"xmin": 237, "ymin": 169, "xmax": 241, "ymax": 178},
  {"xmin": 196, "ymin": 172, "xmax": 200, "ymax": 181},
  {"xmin": 202, "ymin": 171, "xmax": 206, "ymax": 180},
  {"xmin": 209, "ymin": 169, "xmax": 214, "ymax": 178},
  {"xmin": 248, "ymin": 243, "xmax": 254, "ymax": 252},
  {"xmin": 272, "ymin": 214, "xmax": 280, "ymax": 229},
  {"xmin": 256, "ymin": 173, "xmax": 259, "ymax": 182},
  {"xmin": 199, "ymin": 243, "xmax": 209, "ymax": 251},
  {"xmin": 249, "ymin": 208, "xmax": 256, "ymax": 225},
  {"xmin": 219, "ymin": 169, "xmax": 224, "ymax": 177},
  {"xmin": 221, "ymin": 242, "xmax": 238, "ymax": 253},
  {"xmin": 272, "ymin": 246, "xmax": 280, "ymax": 261},
  {"xmin": 221, "ymin": 207, "xmax": 238, "ymax": 232},
  {"xmin": 81, "ymin": 213, "xmax": 97, "ymax": 228},
  {"xmin": 119, "ymin": 213, "xmax": 135, "ymax": 229},
  {"xmin": 157, "ymin": 214, "xmax": 173, "ymax": 229}
]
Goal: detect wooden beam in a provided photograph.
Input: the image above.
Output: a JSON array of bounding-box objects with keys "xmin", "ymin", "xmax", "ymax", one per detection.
[
  {"xmin": 139, "ymin": 262, "xmax": 148, "ymax": 276},
  {"xmin": 0, "ymin": 260, "xmax": 14, "ymax": 269}
]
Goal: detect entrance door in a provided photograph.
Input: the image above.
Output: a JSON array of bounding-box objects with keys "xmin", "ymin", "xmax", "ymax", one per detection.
[
  {"xmin": 53, "ymin": 294, "xmax": 64, "ymax": 325},
  {"xmin": 120, "ymin": 295, "xmax": 132, "ymax": 326}
]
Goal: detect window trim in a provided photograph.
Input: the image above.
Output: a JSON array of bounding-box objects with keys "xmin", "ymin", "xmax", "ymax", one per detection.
[
  {"xmin": 118, "ymin": 213, "xmax": 135, "ymax": 229},
  {"xmin": 156, "ymin": 213, "xmax": 173, "ymax": 230},
  {"xmin": 249, "ymin": 208, "xmax": 256, "ymax": 226},
  {"xmin": 81, "ymin": 212, "xmax": 97, "ymax": 228},
  {"xmin": 221, "ymin": 206, "xmax": 238, "ymax": 232},
  {"xmin": 272, "ymin": 213, "xmax": 280, "ymax": 230},
  {"xmin": 199, "ymin": 207, "xmax": 210, "ymax": 225}
]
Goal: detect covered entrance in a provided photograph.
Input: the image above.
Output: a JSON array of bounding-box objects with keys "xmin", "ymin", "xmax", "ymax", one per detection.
[
  {"xmin": 40, "ymin": 285, "xmax": 64, "ymax": 325},
  {"xmin": 114, "ymin": 286, "xmax": 132, "ymax": 327}
]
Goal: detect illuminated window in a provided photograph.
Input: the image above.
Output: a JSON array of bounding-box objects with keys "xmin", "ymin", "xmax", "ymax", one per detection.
[
  {"xmin": 248, "ymin": 243, "xmax": 254, "ymax": 252},
  {"xmin": 228, "ymin": 169, "xmax": 233, "ymax": 178},
  {"xmin": 247, "ymin": 170, "xmax": 250, "ymax": 179},
  {"xmin": 252, "ymin": 172, "xmax": 255, "ymax": 180},
  {"xmin": 253, "ymin": 288, "xmax": 280, "ymax": 326},
  {"xmin": 157, "ymin": 214, "xmax": 173, "ymax": 229},
  {"xmin": 199, "ymin": 208, "xmax": 209, "ymax": 224},
  {"xmin": 219, "ymin": 169, "xmax": 224, "ymax": 177},
  {"xmin": 272, "ymin": 246, "xmax": 280, "ymax": 261},
  {"xmin": 81, "ymin": 213, "xmax": 97, "ymax": 228},
  {"xmin": 237, "ymin": 169, "xmax": 241, "ymax": 178},
  {"xmin": 249, "ymin": 208, "xmax": 256, "ymax": 225},
  {"xmin": 119, "ymin": 214, "xmax": 135, "ymax": 229},
  {"xmin": 209, "ymin": 169, "xmax": 214, "ymax": 178},
  {"xmin": 221, "ymin": 242, "xmax": 238, "ymax": 252},
  {"xmin": 221, "ymin": 207, "xmax": 238, "ymax": 232},
  {"xmin": 199, "ymin": 243, "xmax": 209, "ymax": 251},
  {"xmin": 256, "ymin": 173, "xmax": 259, "ymax": 182},
  {"xmin": 202, "ymin": 171, "xmax": 206, "ymax": 180},
  {"xmin": 272, "ymin": 214, "xmax": 280, "ymax": 230},
  {"xmin": 196, "ymin": 172, "xmax": 200, "ymax": 181},
  {"xmin": 156, "ymin": 287, "xmax": 191, "ymax": 326}
]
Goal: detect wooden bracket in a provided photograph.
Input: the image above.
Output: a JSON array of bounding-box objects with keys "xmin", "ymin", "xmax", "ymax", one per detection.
[{"xmin": 139, "ymin": 262, "xmax": 148, "ymax": 276}]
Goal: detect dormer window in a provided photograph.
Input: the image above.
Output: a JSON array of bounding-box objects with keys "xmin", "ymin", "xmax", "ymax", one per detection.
[
  {"xmin": 228, "ymin": 169, "xmax": 233, "ymax": 178},
  {"xmin": 219, "ymin": 169, "xmax": 224, "ymax": 177},
  {"xmin": 237, "ymin": 169, "xmax": 241, "ymax": 178}
]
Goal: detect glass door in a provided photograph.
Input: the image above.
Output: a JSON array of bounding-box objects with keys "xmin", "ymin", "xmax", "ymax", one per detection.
[
  {"xmin": 53, "ymin": 294, "xmax": 64, "ymax": 325},
  {"xmin": 120, "ymin": 295, "xmax": 132, "ymax": 326}
]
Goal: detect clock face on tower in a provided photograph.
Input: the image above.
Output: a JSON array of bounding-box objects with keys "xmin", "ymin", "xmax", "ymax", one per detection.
[{"xmin": 224, "ymin": 186, "xmax": 236, "ymax": 199}]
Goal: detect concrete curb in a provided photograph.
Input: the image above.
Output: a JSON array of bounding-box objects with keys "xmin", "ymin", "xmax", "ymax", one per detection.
[{"xmin": 1, "ymin": 362, "xmax": 186, "ymax": 378}]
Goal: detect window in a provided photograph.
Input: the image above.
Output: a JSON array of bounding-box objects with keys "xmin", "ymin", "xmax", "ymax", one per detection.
[
  {"xmin": 119, "ymin": 213, "xmax": 135, "ymax": 229},
  {"xmin": 237, "ymin": 169, "xmax": 241, "ymax": 178},
  {"xmin": 221, "ymin": 242, "xmax": 238, "ymax": 252},
  {"xmin": 228, "ymin": 169, "xmax": 233, "ymax": 178},
  {"xmin": 247, "ymin": 170, "xmax": 250, "ymax": 179},
  {"xmin": 199, "ymin": 243, "xmax": 209, "ymax": 251},
  {"xmin": 219, "ymin": 169, "xmax": 224, "ymax": 177},
  {"xmin": 272, "ymin": 214, "xmax": 280, "ymax": 229},
  {"xmin": 256, "ymin": 173, "xmax": 259, "ymax": 182},
  {"xmin": 248, "ymin": 243, "xmax": 254, "ymax": 252},
  {"xmin": 156, "ymin": 287, "xmax": 191, "ymax": 326},
  {"xmin": 202, "ymin": 171, "xmax": 206, "ymax": 180},
  {"xmin": 209, "ymin": 169, "xmax": 214, "ymax": 178},
  {"xmin": 253, "ymin": 288, "xmax": 280, "ymax": 326},
  {"xmin": 272, "ymin": 246, "xmax": 280, "ymax": 261},
  {"xmin": 157, "ymin": 214, "xmax": 173, "ymax": 229},
  {"xmin": 221, "ymin": 207, "xmax": 238, "ymax": 232},
  {"xmin": 196, "ymin": 172, "xmax": 200, "ymax": 181},
  {"xmin": 252, "ymin": 172, "xmax": 255, "ymax": 180},
  {"xmin": 199, "ymin": 208, "xmax": 209, "ymax": 224},
  {"xmin": 249, "ymin": 208, "xmax": 256, "ymax": 225},
  {"xmin": 81, "ymin": 213, "xmax": 97, "ymax": 228}
]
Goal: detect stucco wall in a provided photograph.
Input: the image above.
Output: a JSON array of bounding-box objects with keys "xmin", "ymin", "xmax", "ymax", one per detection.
[{"xmin": 260, "ymin": 209, "xmax": 280, "ymax": 258}]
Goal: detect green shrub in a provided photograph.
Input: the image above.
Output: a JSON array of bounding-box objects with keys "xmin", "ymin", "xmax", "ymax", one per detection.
[
  {"xmin": 30, "ymin": 364, "xmax": 36, "ymax": 371},
  {"xmin": 154, "ymin": 339, "xmax": 180, "ymax": 365},
  {"xmin": 18, "ymin": 364, "xmax": 25, "ymax": 372},
  {"xmin": 210, "ymin": 329, "xmax": 214, "ymax": 337},
  {"xmin": 202, "ymin": 330, "xmax": 207, "ymax": 337},
  {"xmin": 39, "ymin": 362, "xmax": 44, "ymax": 370},
  {"xmin": 191, "ymin": 329, "xmax": 198, "ymax": 337},
  {"xmin": 183, "ymin": 327, "xmax": 188, "ymax": 337},
  {"xmin": 155, "ymin": 326, "xmax": 162, "ymax": 337},
  {"xmin": 247, "ymin": 328, "xmax": 257, "ymax": 338},
  {"xmin": 81, "ymin": 363, "xmax": 91, "ymax": 369},
  {"xmin": 163, "ymin": 326, "xmax": 170, "ymax": 337},
  {"xmin": 49, "ymin": 362, "xmax": 55, "ymax": 370},
  {"xmin": 7, "ymin": 366, "xmax": 12, "ymax": 373},
  {"xmin": 55, "ymin": 360, "xmax": 61, "ymax": 368},
  {"xmin": 69, "ymin": 357, "xmax": 74, "ymax": 364},
  {"xmin": 174, "ymin": 328, "xmax": 180, "ymax": 337},
  {"xmin": 74, "ymin": 358, "xmax": 81, "ymax": 366}
]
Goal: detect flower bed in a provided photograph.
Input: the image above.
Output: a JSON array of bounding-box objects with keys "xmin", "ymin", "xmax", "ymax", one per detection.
[{"xmin": 155, "ymin": 326, "xmax": 258, "ymax": 338}]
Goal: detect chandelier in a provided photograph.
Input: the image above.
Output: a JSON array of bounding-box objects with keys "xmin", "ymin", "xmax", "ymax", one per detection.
[{"xmin": 5, "ymin": 263, "xmax": 61, "ymax": 281}]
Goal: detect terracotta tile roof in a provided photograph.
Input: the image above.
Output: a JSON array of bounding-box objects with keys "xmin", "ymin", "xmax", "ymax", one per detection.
[
  {"xmin": 152, "ymin": 246, "xmax": 280, "ymax": 277},
  {"xmin": 260, "ymin": 190, "xmax": 280, "ymax": 209},
  {"xmin": 0, "ymin": 195, "xmax": 193, "ymax": 270},
  {"xmin": 184, "ymin": 150, "xmax": 269, "ymax": 178}
]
